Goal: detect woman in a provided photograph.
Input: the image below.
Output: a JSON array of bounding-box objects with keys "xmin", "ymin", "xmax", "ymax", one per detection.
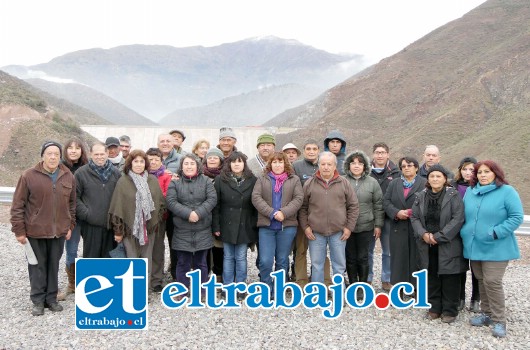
[
  {"xmin": 146, "ymin": 147, "xmax": 172, "ymax": 292},
  {"xmin": 212, "ymin": 152, "xmax": 258, "ymax": 295},
  {"xmin": 202, "ymin": 147, "xmax": 225, "ymax": 280},
  {"xmin": 411, "ymin": 164, "xmax": 466, "ymax": 323},
  {"xmin": 58, "ymin": 137, "xmax": 89, "ymax": 301},
  {"xmin": 192, "ymin": 139, "xmax": 211, "ymax": 162},
  {"xmin": 108, "ymin": 150, "xmax": 166, "ymax": 288},
  {"xmin": 343, "ymin": 151, "xmax": 384, "ymax": 286},
  {"xmin": 166, "ymin": 154, "xmax": 217, "ymax": 295},
  {"xmin": 252, "ymin": 152, "xmax": 303, "ymax": 293},
  {"xmin": 450, "ymin": 157, "xmax": 480, "ymax": 312},
  {"xmin": 383, "ymin": 156, "xmax": 427, "ymax": 287},
  {"xmin": 461, "ymin": 160, "xmax": 523, "ymax": 338}
]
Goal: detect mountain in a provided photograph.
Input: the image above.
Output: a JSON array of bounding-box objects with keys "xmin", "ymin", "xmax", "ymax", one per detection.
[
  {"xmin": 270, "ymin": 0, "xmax": 530, "ymax": 206},
  {"xmin": 160, "ymin": 83, "xmax": 322, "ymax": 127},
  {"xmin": 26, "ymin": 79, "xmax": 156, "ymax": 125},
  {"xmin": 1, "ymin": 37, "xmax": 365, "ymax": 120},
  {"xmin": 0, "ymin": 70, "xmax": 102, "ymax": 186}
]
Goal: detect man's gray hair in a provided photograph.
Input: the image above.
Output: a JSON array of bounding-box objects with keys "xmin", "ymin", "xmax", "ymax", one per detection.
[
  {"xmin": 119, "ymin": 135, "xmax": 131, "ymax": 143},
  {"xmin": 424, "ymin": 145, "xmax": 440, "ymax": 155},
  {"xmin": 318, "ymin": 151, "xmax": 337, "ymax": 165}
]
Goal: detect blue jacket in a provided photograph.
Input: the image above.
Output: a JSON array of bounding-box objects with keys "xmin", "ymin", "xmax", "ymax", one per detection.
[{"xmin": 460, "ymin": 183, "xmax": 523, "ymax": 261}]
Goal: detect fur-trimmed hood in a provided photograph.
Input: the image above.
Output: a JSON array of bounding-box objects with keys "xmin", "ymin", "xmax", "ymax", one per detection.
[{"xmin": 344, "ymin": 150, "xmax": 371, "ymax": 178}]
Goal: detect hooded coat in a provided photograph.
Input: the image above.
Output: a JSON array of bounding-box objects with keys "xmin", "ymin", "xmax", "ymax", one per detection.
[
  {"xmin": 166, "ymin": 164, "xmax": 217, "ymax": 252},
  {"xmin": 323, "ymin": 130, "xmax": 347, "ymax": 175},
  {"xmin": 343, "ymin": 151, "xmax": 384, "ymax": 233}
]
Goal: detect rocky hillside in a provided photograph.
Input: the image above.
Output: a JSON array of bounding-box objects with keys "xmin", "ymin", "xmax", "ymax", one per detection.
[
  {"xmin": 273, "ymin": 0, "xmax": 530, "ymax": 207},
  {"xmin": 26, "ymin": 79, "xmax": 155, "ymax": 125},
  {"xmin": 160, "ymin": 84, "xmax": 322, "ymax": 127},
  {"xmin": 0, "ymin": 71, "xmax": 101, "ymax": 186},
  {"xmin": 2, "ymin": 37, "xmax": 364, "ymax": 119}
]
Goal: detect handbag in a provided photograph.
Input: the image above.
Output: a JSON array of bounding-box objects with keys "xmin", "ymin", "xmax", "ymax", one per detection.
[{"xmin": 109, "ymin": 242, "xmax": 127, "ymax": 258}]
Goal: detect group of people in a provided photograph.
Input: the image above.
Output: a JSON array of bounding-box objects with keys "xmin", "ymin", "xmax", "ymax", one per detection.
[{"xmin": 10, "ymin": 128, "xmax": 523, "ymax": 339}]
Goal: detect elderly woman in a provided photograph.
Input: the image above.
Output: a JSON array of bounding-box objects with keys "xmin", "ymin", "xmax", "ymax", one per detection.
[
  {"xmin": 343, "ymin": 150, "xmax": 384, "ymax": 286},
  {"xmin": 108, "ymin": 149, "xmax": 166, "ymax": 288},
  {"xmin": 383, "ymin": 156, "xmax": 427, "ymax": 287},
  {"xmin": 252, "ymin": 152, "xmax": 303, "ymax": 292},
  {"xmin": 411, "ymin": 164, "xmax": 465, "ymax": 323},
  {"xmin": 166, "ymin": 154, "xmax": 217, "ymax": 293},
  {"xmin": 192, "ymin": 139, "xmax": 211, "ymax": 162},
  {"xmin": 213, "ymin": 152, "xmax": 257, "ymax": 295},
  {"xmin": 461, "ymin": 160, "xmax": 523, "ymax": 338},
  {"xmin": 450, "ymin": 156, "xmax": 480, "ymax": 312},
  {"xmin": 57, "ymin": 137, "xmax": 89, "ymax": 300}
]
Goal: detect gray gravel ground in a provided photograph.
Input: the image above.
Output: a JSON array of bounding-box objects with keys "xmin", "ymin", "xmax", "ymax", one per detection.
[{"xmin": 1, "ymin": 222, "xmax": 530, "ymax": 349}]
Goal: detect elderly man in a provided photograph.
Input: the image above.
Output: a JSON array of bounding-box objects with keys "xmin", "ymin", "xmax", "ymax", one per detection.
[
  {"xmin": 11, "ymin": 141, "xmax": 76, "ymax": 316},
  {"xmin": 75, "ymin": 142, "xmax": 121, "ymax": 258},
  {"xmin": 282, "ymin": 143, "xmax": 301, "ymax": 163},
  {"xmin": 119, "ymin": 135, "xmax": 132, "ymax": 159},
  {"xmin": 248, "ymin": 133, "xmax": 276, "ymax": 176},
  {"xmin": 217, "ymin": 126, "xmax": 238, "ymax": 158},
  {"xmin": 419, "ymin": 145, "xmax": 454, "ymax": 179},
  {"xmin": 299, "ymin": 151, "xmax": 359, "ymax": 285},
  {"xmin": 105, "ymin": 136, "xmax": 125, "ymax": 170},
  {"xmin": 158, "ymin": 133, "xmax": 181, "ymax": 176},
  {"xmin": 169, "ymin": 129, "xmax": 187, "ymax": 155}
]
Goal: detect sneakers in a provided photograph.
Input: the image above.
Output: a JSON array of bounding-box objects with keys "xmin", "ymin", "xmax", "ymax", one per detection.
[
  {"xmin": 469, "ymin": 313, "xmax": 493, "ymax": 327},
  {"xmin": 425, "ymin": 311, "xmax": 441, "ymax": 320},
  {"xmin": 491, "ymin": 322, "xmax": 507, "ymax": 338},
  {"xmin": 382, "ymin": 282, "xmax": 392, "ymax": 291},
  {"xmin": 468, "ymin": 300, "xmax": 480, "ymax": 313},
  {"xmin": 441, "ymin": 315, "xmax": 456, "ymax": 324},
  {"xmin": 32, "ymin": 303, "xmax": 44, "ymax": 316}
]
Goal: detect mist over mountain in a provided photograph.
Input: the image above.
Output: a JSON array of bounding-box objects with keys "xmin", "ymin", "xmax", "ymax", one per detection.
[{"xmin": 2, "ymin": 37, "xmax": 365, "ymax": 120}]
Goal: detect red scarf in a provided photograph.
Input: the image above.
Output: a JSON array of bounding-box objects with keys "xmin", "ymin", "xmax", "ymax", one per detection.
[{"xmin": 269, "ymin": 171, "xmax": 289, "ymax": 193}]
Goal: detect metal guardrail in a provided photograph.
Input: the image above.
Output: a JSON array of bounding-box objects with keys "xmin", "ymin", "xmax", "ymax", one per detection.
[{"xmin": 1, "ymin": 186, "xmax": 529, "ymax": 235}]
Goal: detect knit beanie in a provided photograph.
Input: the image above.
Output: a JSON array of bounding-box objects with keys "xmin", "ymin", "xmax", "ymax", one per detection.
[
  {"xmin": 427, "ymin": 164, "xmax": 448, "ymax": 178},
  {"xmin": 256, "ymin": 133, "xmax": 276, "ymax": 148},
  {"xmin": 219, "ymin": 127, "xmax": 237, "ymax": 140},
  {"xmin": 205, "ymin": 147, "xmax": 225, "ymax": 160},
  {"xmin": 41, "ymin": 141, "xmax": 62, "ymax": 157}
]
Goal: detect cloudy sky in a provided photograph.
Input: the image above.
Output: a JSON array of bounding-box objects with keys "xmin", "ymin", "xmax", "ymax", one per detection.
[{"xmin": 0, "ymin": 0, "xmax": 487, "ymax": 67}]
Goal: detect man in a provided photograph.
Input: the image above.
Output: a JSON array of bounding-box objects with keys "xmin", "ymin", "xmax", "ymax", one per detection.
[
  {"xmin": 119, "ymin": 135, "xmax": 132, "ymax": 159},
  {"xmin": 75, "ymin": 142, "xmax": 121, "ymax": 258},
  {"xmin": 323, "ymin": 130, "xmax": 347, "ymax": 175},
  {"xmin": 169, "ymin": 129, "xmax": 187, "ymax": 155},
  {"xmin": 282, "ymin": 143, "xmax": 301, "ymax": 163},
  {"xmin": 299, "ymin": 152, "xmax": 359, "ymax": 285},
  {"xmin": 105, "ymin": 136, "xmax": 125, "ymax": 170},
  {"xmin": 419, "ymin": 145, "xmax": 454, "ymax": 178},
  {"xmin": 292, "ymin": 140, "xmax": 332, "ymax": 287},
  {"xmin": 368, "ymin": 142, "xmax": 400, "ymax": 291},
  {"xmin": 247, "ymin": 133, "xmax": 275, "ymax": 176},
  {"xmin": 11, "ymin": 141, "xmax": 76, "ymax": 316},
  {"xmin": 158, "ymin": 133, "xmax": 181, "ymax": 176},
  {"xmin": 217, "ymin": 126, "xmax": 238, "ymax": 158}
]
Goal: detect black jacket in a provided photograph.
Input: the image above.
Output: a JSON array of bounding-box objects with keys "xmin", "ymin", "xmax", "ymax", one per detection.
[{"xmin": 370, "ymin": 160, "xmax": 401, "ymax": 195}]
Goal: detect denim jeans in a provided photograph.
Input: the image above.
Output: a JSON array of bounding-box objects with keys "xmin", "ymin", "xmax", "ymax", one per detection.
[
  {"xmin": 368, "ymin": 218, "xmax": 391, "ymax": 282},
  {"xmin": 223, "ymin": 243, "xmax": 248, "ymax": 284},
  {"xmin": 258, "ymin": 226, "xmax": 297, "ymax": 289},
  {"xmin": 308, "ymin": 231, "xmax": 346, "ymax": 284},
  {"xmin": 65, "ymin": 223, "xmax": 81, "ymax": 267}
]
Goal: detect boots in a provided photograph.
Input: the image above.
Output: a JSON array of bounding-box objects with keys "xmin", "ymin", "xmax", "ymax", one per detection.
[{"xmin": 57, "ymin": 264, "xmax": 75, "ymax": 301}]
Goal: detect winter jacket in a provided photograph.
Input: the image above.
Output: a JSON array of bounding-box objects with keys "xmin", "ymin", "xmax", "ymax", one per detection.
[
  {"xmin": 163, "ymin": 149, "xmax": 182, "ymax": 174},
  {"xmin": 166, "ymin": 173, "xmax": 217, "ymax": 252},
  {"xmin": 411, "ymin": 187, "xmax": 467, "ymax": 274},
  {"xmin": 460, "ymin": 183, "xmax": 523, "ymax": 261},
  {"xmin": 247, "ymin": 155, "xmax": 267, "ymax": 177},
  {"xmin": 11, "ymin": 162, "xmax": 76, "ymax": 238},
  {"xmin": 370, "ymin": 160, "xmax": 401, "ymax": 195},
  {"xmin": 212, "ymin": 175, "xmax": 258, "ymax": 245},
  {"xmin": 299, "ymin": 170, "xmax": 359, "ymax": 236},
  {"xmin": 74, "ymin": 163, "xmax": 121, "ymax": 228},
  {"xmin": 343, "ymin": 151, "xmax": 384, "ymax": 233},
  {"xmin": 252, "ymin": 173, "xmax": 303, "ymax": 228},
  {"xmin": 323, "ymin": 130, "xmax": 347, "ymax": 175},
  {"xmin": 292, "ymin": 157, "xmax": 319, "ymax": 186}
]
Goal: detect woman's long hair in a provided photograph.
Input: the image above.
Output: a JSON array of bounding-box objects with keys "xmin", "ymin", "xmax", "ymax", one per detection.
[
  {"xmin": 470, "ymin": 160, "xmax": 509, "ymax": 187},
  {"xmin": 220, "ymin": 151, "xmax": 253, "ymax": 182},
  {"xmin": 62, "ymin": 137, "xmax": 89, "ymax": 168}
]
